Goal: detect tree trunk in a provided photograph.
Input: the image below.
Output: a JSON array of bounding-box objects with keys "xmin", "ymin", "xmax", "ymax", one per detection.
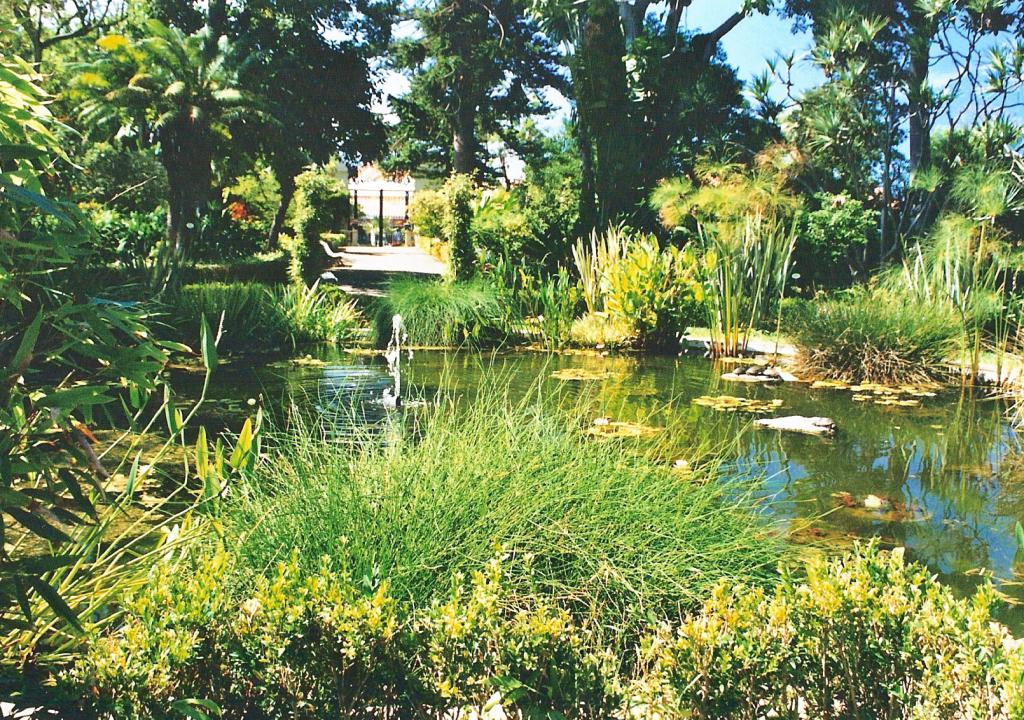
[
  {"xmin": 452, "ymin": 103, "xmax": 477, "ymax": 176},
  {"xmin": 154, "ymin": 126, "xmax": 213, "ymax": 289},
  {"xmin": 268, "ymin": 175, "xmax": 296, "ymax": 249},
  {"xmin": 578, "ymin": 0, "xmax": 640, "ymax": 227},
  {"xmin": 906, "ymin": 12, "xmax": 932, "ymax": 175}
]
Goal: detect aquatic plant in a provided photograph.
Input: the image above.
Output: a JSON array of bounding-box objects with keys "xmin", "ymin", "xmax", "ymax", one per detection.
[
  {"xmin": 224, "ymin": 379, "xmax": 785, "ymax": 635},
  {"xmin": 171, "ymin": 281, "xmax": 361, "ymax": 351},
  {"xmin": 372, "ymin": 277, "xmax": 505, "ymax": 347},
  {"xmin": 569, "ymin": 312, "xmax": 636, "ymax": 348},
  {"xmin": 694, "ymin": 213, "xmax": 797, "ymax": 357},
  {"xmin": 572, "ymin": 227, "xmax": 701, "ymax": 348},
  {"xmin": 793, "ymin": 285, "xmax": 960, "ymax": 384},
  {"xmin": 277, "ymin": 281, "xmax": 362, "ymax": 346}
]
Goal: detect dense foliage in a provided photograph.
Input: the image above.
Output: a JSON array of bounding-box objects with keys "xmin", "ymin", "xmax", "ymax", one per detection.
[{"xmin": 66, "ymin": 544, "xmax": 1024, "ymax": 718}]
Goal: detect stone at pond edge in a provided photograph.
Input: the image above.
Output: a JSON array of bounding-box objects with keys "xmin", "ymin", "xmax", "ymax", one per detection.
[{"xmin": 755, "ymin": 415, "xmax": 836, "ymax": 435}]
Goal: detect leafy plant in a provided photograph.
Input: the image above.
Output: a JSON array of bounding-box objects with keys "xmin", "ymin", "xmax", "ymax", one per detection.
[
  {"xmin": 633, "ymin": 543, "xmax": 1024, "ymax": 720},
  {"xmin": 287, "ymin": 168, "xmax": 349, "ymax": 285},
  {"xmin": 0, "ymin": 46, "xmax": 178, "ymax": 634},
  {"xmin": 442, "ymin": 174, "xmax": 476, "ymax": 280}
]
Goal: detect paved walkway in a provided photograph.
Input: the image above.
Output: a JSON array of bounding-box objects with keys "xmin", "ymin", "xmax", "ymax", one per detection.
[{"xmin": 323, "ymin": 245, "xmax": 446, "ymax": 296}]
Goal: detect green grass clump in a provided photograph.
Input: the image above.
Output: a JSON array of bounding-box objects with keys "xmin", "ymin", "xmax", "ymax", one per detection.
[
  {"xmin": 171, "ymin": 281, "xmax": 361, "ymax": 351},
  {"xmin": 172, "ymin": 282, "xmax": 290, "ymax": 351},
  {"xmin": 373, "ymin": 277, "xmax": 505, "ymax": 346},
  {"xmin": 225, "ymin": 380, "xmax": 785, "ymax": 635},
  {"xmin": 792, "ymin": 285, "xmax": 960, "ymax": 383},
  {"xmin": 570, "ymin": 312, "xmax": 636, "ymax": 348}
]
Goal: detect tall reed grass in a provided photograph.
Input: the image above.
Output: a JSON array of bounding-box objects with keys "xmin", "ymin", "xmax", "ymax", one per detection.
[
  {"xmin": 696, "ymin": 214, "xmax": 796, "ymax": 357},
  {"xmin": 792, "ymin": 285, "xmax": 960, "ymax": 383},
  {"xmin": 171, "ymin": 281, "xmax": 361, "ymax": 351},
  {"xmin": 224, "ymin": 377, "xmax": 785, "ymax": 636},
  {"xmin": 372, "ymin": 277, "xmax": 505, "ymax": 347}
]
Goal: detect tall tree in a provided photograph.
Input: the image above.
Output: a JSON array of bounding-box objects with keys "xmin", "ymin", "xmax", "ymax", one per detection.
[
  {"xmin": 782, "ymin": 0, "xmax": 1024, "ymax": 177},
  {"xmin": 77, "ymin": 19, "xmax": 263, "ymax": 287},
  {"xmin": 3, "ymin": 0, "xmax": 126, "ymax": 66},
  {"xmin": 532, "ymin": 0, "xmax": 771, "ymax": 229},
  {"xmin": 386, "ymin": 0, "xmax": 564, "ymax": 178},
  {"xmin": 144, "ymin": 0, "xmax": 394, "ymax": 246}
]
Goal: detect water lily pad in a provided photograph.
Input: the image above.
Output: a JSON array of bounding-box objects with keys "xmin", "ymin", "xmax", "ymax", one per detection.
[
  {"xmin": 693, "ymin": 395, "xmax": 784, "ymax": 414},
  {"xmin": 585, "ymin": 418, "xmax": 660, "ymax": 439},
  {"xmin": 551, "ymin": 368, "xmax": 614, "ymax": 381},
  {"xmin": 811, "ymin": 380, "xmax": 850, "ymax": 390}
]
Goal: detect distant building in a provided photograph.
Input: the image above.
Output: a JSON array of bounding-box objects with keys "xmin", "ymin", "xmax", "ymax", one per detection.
[{"xmin": 345, "ymin": 165, "xmax": 437, "ymax": 245}]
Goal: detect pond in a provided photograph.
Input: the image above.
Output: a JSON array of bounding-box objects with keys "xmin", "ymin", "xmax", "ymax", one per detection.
[{"xmin": 172, "ymin": 346, "xmax": 1024, "ymax": 628}]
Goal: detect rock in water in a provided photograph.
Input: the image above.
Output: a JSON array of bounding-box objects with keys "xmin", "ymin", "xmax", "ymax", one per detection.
[{"xmin": 755, "ymin": 415, "xmax": 836, "ymax": 435}]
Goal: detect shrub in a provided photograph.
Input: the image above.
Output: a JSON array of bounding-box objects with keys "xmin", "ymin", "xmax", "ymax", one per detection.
[
  {"xmin": 288, "ymin": 169, "xmax": 349, "ymax": 285},
  {"xmin": 795, "ymin": 192, "xmax": 877, "ymax": 287},
  {"xmin": 573, "ymin": 228, "xmax": 702, "ymax": 349},
  {"xmin": 633, "ymin": 543, "xmax": 1024, "ymax": 720},
  {"xmin": 605, "ymin": 236, "xmax": 702, "ymax": 348},
  {"xmin": 408, "ymin": 187, "xmax": 446, "ymax": 241},
  {"xmin": 171, "ymin": 282, "xmax": 360, "ymax": 351},
  {"xmin": 77, "ymin": 142, "xmax": 168, "ymax": 212},
  {"xmin": 225, "ymin": 384, "xmax": 784, "ymax": 635},
  {"xmin": 372, "ymin": 277, "xmax": 505, "ymax": 347},
  {"xmin": 792, "ymin": 285, "xmax": 960, "ymax": 383},
  {"xmin": 472, "ymin": 187, "xmax": 536, "ymax": 260},
  {"xmin": 67, "ymin": 551, "xmax": 616, "ymax": 719},
  {"xmin": 193, "ymin": 200, "xmax": 268, "ymax": 262},
  {"xmin": 442, "ymin": 174, "xmax": 476, "ymax": 280},
  {"xmin": 85, "ymin": 204, "xmax": 165, "ymax": 271}
]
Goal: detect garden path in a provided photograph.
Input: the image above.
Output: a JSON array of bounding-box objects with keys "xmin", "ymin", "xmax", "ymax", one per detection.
[{"xmin": 323, "ymin": 245, "xmax": 446, "ymax": 296}]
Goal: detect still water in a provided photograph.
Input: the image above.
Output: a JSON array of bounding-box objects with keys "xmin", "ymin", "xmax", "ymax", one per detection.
[{"xmin": 173, "ymin": 347, "xmax": 1024, "ymax": 625}]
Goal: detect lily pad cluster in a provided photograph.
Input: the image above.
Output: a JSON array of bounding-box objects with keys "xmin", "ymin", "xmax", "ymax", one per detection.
[
  {"xmin": 810, "ymin": 380, "xmax": 939, "ymax": 407},
  {"xmin": 693, "ymin": 395, "xmax": 784, "ymax": 414},
  {"xmin": 585, "ymin": 417, "xmax": 660, "ymax": 438},
  {"xmin": 551, "ymin": 368, "xmax": 615, "ymax": 381}
]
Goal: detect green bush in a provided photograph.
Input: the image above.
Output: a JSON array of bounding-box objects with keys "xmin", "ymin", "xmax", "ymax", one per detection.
[
  {"xmin": 66, "ymin": 544, "xmax": 1024, "ymax": 719},
  {"xmin": 77, "ymin": 142, "xmax": 168, "ymax": 212},
  {"xmin": 66, "ymin": 550, "xmax": 616, "ymax": 719},
  {"xmin": 225, "ymin": 385, "xmax": 783, "ymax": 633},
  {"xmin": 171, "ymin": 282, "xmax": 361, "ymax": 351},
  {"xmin": 407, "ymin": 187, "xmax": 446, "ymax": 241},
  {"xmin": 442, "ymin": 174, "xmax": 476, "ymax": 280},
  {"xmin": 633, "ymin": 543, "xmax": 1024, "ymax": 720},
  {"xmin": 372, "ymin": 277, "xmax": 505, "ymax": 347},
  {"xmin": 795, "ymin": 192, "xmax": 877, "ymax": 287},
  {"xmin": 85, "ymin": 204, "xmax": 165, "ymax": 271},
  {"xmin": 288, "ymin": 169, "xmax": 349, "ymax": 285},
  {"xmin": 792, "ymin": 285, "xmax": 960, "ymax": 383},
  {"xmin": 605, "ymin": 236, "xmax": 702, "ymax": 348}
]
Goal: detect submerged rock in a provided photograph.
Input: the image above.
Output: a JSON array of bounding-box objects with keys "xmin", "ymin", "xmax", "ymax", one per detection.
[{"xmin": 755, "ymin": 415, "xmax": 836, "ymax": 435}]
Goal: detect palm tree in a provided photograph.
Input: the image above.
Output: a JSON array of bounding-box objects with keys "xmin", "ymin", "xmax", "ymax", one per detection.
[{"xmin": 78, "ymin": 19, "xmax": 262, "ymax": 287}]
